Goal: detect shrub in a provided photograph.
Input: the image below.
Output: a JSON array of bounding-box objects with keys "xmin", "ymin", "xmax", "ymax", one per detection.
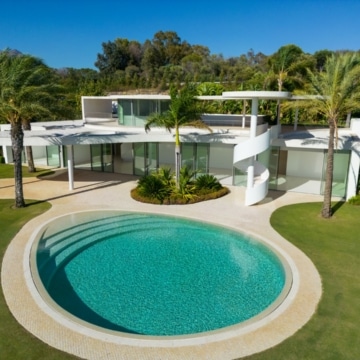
[
  {"xmin": 136, "ymin": 174, "xmax": 171, "ymax": 203},
  {"xmin": 154, "ymin": 167, "xmax": 175, "ymax": 187},
  {"xmin": 195, "ymin": 174, "xmax": 222, "ymax": 191},
  {"xmin": 348, "ymin": 194, "xmax": 360, "ymax": 206},
  {"xmin": 131, "ymin": 166, "xmax": 229, "ymax": 205}
]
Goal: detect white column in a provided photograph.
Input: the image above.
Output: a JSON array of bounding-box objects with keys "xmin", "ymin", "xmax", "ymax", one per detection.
[
  {"xmin": 67, "ymin": 145, "xmax": 74, "ymax": 190},
  {"xmin": 242, "ymin": 100, "xmax": 246, "ymax": 128},
  {"xmin": 294, "ymin": 107, "xmax": 299, "ymax": 131},
  {"xmin": 250, "ymin": 98, "xmax": 258, "ymax": 138},
  {"xmin": 247, "ymin": 98, "xmax": 258, "ymax": 188},
  {"xmin": 59, "ymin": 146, "xmax": 64, "ymax": 168},
  {"xmin": 346, "ymin": 112, "xmax": 351, "ymax": 128}
]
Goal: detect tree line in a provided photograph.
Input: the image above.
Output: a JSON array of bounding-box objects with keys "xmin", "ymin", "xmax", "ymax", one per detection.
[
  {"xmin": 58, "ymin": 30, "xmax": 360, "ymax": 121},
  {"xmin": 2, "ymin": 30, "xmax": 359, "ymax": 123}
]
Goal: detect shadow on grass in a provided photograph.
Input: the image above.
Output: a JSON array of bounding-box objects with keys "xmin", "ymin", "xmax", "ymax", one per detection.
[{"xmin": 331, "ymin": 200, "xmax": 346, "ymax": 215}]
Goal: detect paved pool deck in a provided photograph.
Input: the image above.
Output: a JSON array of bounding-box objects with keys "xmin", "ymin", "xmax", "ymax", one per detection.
[{"xmin": 1, "ymin": 169, "xmax": 322, "ymax": 360}]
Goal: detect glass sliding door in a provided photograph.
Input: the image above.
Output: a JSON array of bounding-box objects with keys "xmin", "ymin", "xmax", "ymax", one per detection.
[
  {"xmin": 133, "ymin": 142, "xmax": 158, "ymax": 176},
  {"xmin": 91, "ymin": 144, "xmax": 102, "ymax": 171},
  {"xmin": 181, "ymin": 143, "xmax": 195, "ymax": 171},
  {"xmin": 103, "ymin": 144, "xmax": 113, "ymax": 173},
  {"xmin": 321, "ymin": 150, "xmax": 350, "ymax": 197},
  {"xmin": 46, "ymin": 145, "xmax": 60, "ymax": 167},
  {"xmin": 260, "ymin": 146, "xmax": 280, "ymax": 190},
  {"xmin": 146, "ymin": 142, "xmax": 158, "ymax": 174},
  {"xmin": 118, "ymin": 100, "xmax": 133, "ymax": 126},
  {"xmin": 134, "ymin": 143, "xmax": 145, "ymax": 176},
  {"xmin": 181, "ymin": 143, "xmax": 210, "ymax": 176},
  {"xmin": 91, "ymin": 144, "xmax": 113, "ymax": 172},
  {"xmin": 196, "ymin": 143, "xmax": 209, "ymax": 176}
]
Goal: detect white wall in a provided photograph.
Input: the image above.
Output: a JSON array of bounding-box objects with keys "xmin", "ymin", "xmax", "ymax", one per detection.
[{"xmin": 73, "ymin": 145, "xmax": 91, "ymax": 165}]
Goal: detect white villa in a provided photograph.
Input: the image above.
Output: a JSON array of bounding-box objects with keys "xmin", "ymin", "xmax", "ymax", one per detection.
[{"xmin": 1, "ymin": 91, "xmax": 359, "ymax": 205}]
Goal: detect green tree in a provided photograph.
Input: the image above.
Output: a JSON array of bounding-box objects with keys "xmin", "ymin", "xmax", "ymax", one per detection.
[
  {"xmin": 266, "ymin": 44, "xmax": 315, "ymax": 123},
  {"xmin": 313, "ymin": 49, "xmax": 334, "ymax": 71},
  {"xmin": 57, "ymin": 67, "xmax": 103, "ymax": 117},
  {"xmin": 0, "ymin": 51, "xmax": 62, "ymax": 207},
  {"xmin": 145, "ymin": 84, "xmax": 211, "ymax": 186},
  {"xmin": 95, "ymin": 38, "xmax": 142, "ymax": 75},
  {"xmin": 297, "ymin": 53, "xmax": 360, "ymax": 217},
  {"xmin": 267, "ymin": 44, "xmax": 313, "ymax": 92}
]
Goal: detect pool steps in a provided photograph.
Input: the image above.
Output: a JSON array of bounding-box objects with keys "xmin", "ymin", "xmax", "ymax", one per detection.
[{"xmin": 36, "ymin": 214, "xmax": 171, "ymax": 288}]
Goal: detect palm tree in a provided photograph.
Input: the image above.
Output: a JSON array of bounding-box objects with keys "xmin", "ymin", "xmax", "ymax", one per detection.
[
  {"xmin": 0, "ymin": 50, "xmax": 62, "ymax": 207},
  {"xmin": 267, "ymin": 45, "xmax": 314, "ymax": 124},
  {"xmin": 298, "ymin": 53, "xmax": 360, "ymax": 218},
  {"xmin": 145, "ymin": 84, "xmax": 211, "ymax": 186}
]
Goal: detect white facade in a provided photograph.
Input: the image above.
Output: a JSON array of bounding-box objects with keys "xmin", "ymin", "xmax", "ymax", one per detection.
[{"xmin": 1, "ymin": 92, "xmax": 359, "ymax": 205}]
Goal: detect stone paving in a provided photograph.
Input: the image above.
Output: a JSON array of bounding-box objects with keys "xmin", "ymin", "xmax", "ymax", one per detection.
[{"xmin": 1, "ymin": 169, "xmax": 322, "ymax": 359}]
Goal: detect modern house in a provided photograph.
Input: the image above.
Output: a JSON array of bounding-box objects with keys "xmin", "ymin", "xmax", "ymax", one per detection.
[{"xmin": 1, "ymin": 91, "xmax": 359, "ymax": 205}]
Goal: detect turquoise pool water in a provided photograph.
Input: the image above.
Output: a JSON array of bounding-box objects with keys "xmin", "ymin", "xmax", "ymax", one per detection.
[{"xmin": 34, "ymin": 211, "xmax": 287, "ymax": 336}]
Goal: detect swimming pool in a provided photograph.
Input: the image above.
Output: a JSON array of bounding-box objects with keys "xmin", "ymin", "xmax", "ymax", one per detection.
[{"xmin": 31, "ymin": 211, "xmax": 291, "ymax": 337}]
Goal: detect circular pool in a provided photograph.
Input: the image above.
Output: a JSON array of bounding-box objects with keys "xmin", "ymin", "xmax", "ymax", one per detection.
[{"xmin": 31, "ymin": 211, "xmax": 291, "ymax": 337}]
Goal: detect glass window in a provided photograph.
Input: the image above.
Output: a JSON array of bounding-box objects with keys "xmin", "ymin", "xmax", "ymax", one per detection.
[
  {"xmin": 133, "ymin": 142, "xmax": 158, "ymax": 175},
  {"xmin": 321, "ymin": 150, "xmax": 350, "ymax": 197},
  {"xmin": 134, "ymin": 143, "xmax": 145, "ymax": 176},
  {"xmin": 91, "ymin": 144, "xmax": 102, "ymax": 171},
  {"xmin": 147, "ymin": 142, "xmax": 158, "ymax": 174},
  {"xmin": 46, "ymin": 146, "xmax": 60, "ymax": 167},
  {"xmin": 103, "ymin": 144, "xmax": 113, "ymax": 173},
  {"xmin": 181, "ymin": 143, "xmax": 195, "ymax": 171},
  {"xmin": 262, "ymin": 147, "xmax": 280, "ymax": 190},
  {"xmin": 196, "ymin": 143, "xmax": 209, "ymax": 175},
  {"xmin": 118, "ymin": 100, "xmax": 132, "ymax": 126}
]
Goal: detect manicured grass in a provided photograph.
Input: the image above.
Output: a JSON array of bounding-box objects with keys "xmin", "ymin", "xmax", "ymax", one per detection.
[
  {"xmin": 0, "ymin": 163, "xmax": 54, "ymax": 178},
  {"xmin": 1, "ymin": 196, "xmax": 359, "ymax": 359},
  {"xmin": 0, "ymin": 199, "xmax": 78, "ymax": 359},
  {"xmin": 243, "ymin": 202, "xmax": 360, "ymax": 360}
]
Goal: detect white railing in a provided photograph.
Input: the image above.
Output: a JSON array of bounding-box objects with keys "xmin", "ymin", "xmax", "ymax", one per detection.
[{"xmin": 233, "ymin": 127, "xmax": 270, "ymax": 205}]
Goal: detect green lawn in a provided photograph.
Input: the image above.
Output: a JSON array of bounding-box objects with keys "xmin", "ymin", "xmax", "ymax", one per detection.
[
  {"xmin": 0, "ymin": 163, "xmax": 54, "ymax": 178},
  {"xmin": 0, "ymin": 181, "xmax": 359, "ymax": 359},
  {"xmin": 243, "ymin": 202, "xmax": 360, "ymax": 360},
  {"xmin": 0, "ymin": 199, "xmax": 78, "ymax": 359}
]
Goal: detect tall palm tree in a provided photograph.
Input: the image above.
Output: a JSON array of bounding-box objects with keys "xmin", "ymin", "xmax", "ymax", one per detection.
[
  {"xmin": 0, "ymin": 50, "xmax": 62, "ymax": 207},
  {"xmin": 298, "ymin": 53, "xmax": 360, "ymax": 218},
  {"xmin": 145, "ymin": 84, "xmax": 211, "ymax": 186}
]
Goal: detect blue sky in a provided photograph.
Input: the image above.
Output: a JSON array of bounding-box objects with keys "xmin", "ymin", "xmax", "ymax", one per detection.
[{"xmin": 1, "ymin": 0, "xmax": 359, "ymax": 69}]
